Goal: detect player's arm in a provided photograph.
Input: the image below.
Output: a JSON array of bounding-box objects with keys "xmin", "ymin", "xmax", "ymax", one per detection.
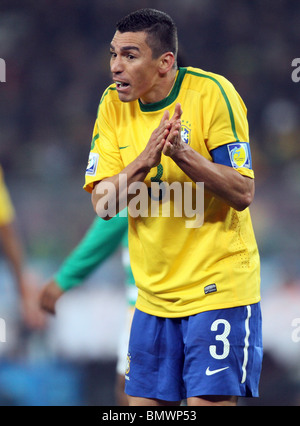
[
  {"xmin": 0, "ymin": 169, "xmax": 45, "ymax": 328},
  {"xmin": 92, "ymin": 111, "xmax": 171, "ymax": 219},
  {"xmin": 164, "ymin": 103, "xmax": 254, "ymax": 211},
  {"xmin": 173, "ymin": 147, "xmax": 253, "ymax": 211},
  {"xmin": 0, "ymin": 222, "xmax": 46, "ymax": 328},
  {"xmin": 40, "ymin": 214, "xmax": 128, "ymax": 314}
]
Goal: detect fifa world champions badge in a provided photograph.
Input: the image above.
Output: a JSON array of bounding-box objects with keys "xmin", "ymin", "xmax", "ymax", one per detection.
[{"xmin": 227, "ymin": 142, "xmax": 251, "ymax": 169}]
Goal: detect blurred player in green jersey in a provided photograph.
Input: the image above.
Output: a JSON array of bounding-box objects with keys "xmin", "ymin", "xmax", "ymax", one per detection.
[{"xmin": 39, "ymin": 212, "xmax": 136, "ymax": 405}]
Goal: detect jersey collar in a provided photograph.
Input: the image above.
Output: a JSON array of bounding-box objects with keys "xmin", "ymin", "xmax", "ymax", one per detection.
[{"xmin": 138, "ymin": 67, "xmax": 187, "ymax": 112}]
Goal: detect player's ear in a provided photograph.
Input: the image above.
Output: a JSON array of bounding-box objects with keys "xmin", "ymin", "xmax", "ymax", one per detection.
[{"xmin": 158, "ymin": 52, "xmax": 175, "ymax": 75}]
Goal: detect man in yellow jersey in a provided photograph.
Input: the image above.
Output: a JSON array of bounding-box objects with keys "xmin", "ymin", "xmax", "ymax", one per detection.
[
  {"xmin": 0, "ymin": 166, "xmax": 45, "ymax": 329},
  {"xmin": 84, "ymin": 9, "xmax": 262, "ymax": 406}
]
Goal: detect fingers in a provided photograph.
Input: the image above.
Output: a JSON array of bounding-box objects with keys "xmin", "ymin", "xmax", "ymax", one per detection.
[
  {"xmin": 157, "ymin": 110, "xmax": 170, "ymax": 143},
  {"xmin": 170, "ymin": 119, "xmax": 181, "ymax": 138},
  {"xmin": 144, "ymin": 105, "xmax": 183, "ymax": 164},
  {"xmin": 162, "ymin": 104, "xmax": 183, "ymax": 157},
  {"xmin": 168, "ymin": 103, "xmax": 182, "ymax": 124},
  {"xmin": 151, "ymin": 110, "xmax": 170, "ymax": 147},
  {"xmin": 162, "ymin": 140, "xmax": 172, "ymax": 156},
  {"xmin": 166, "ymin": 105, "xmax": 182, "ymax": 144},
  {"xmin": 158, "ymin": 104, "xmax": 182, "ymax": 141},
  {"xmin": 157, "ymin": 104, "xmax": 181, "ymax": 135},
  {"xmin": 160, "ymin": 109, "xmax": 170, "ymax": 125},
  {"xmin": 173, "ymin": 103, "xmax": 183, "ymax": 120}
]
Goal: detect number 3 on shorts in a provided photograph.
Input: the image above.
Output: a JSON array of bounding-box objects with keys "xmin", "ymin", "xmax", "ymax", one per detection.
[{"xmin": 209, "ymin": 319, "xmax": 231, "ymax": 360}]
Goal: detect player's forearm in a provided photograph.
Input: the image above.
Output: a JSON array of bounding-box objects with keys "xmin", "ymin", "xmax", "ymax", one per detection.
[
  {"xmin": 92, "ymin": 157, "xmax": 151, "ymax": 219},
  {"xmin": 0, "ymin": 223, "xmax": 26, "ymax": 294},
  {"xmin": 170, "ymin": 145, "xmax": 254, "ymax": 211},
  {"xmin": 91, "ymin": 110, "xmax": 169, "ymax": 218}
]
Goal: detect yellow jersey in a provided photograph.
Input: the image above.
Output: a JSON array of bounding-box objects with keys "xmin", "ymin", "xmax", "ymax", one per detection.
[
  {"xmin": 0, "ymin": 166, "xmax": 15, "ymax": 226},
  {"xmin": 84, "ymin": 67, "xmax": 260, "ymax": 317}
]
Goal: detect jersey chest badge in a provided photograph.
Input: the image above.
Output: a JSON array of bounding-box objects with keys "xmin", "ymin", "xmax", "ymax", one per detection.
[{"xmin": 181, "ymin": 120, "xmax": 192, "ymax": 145}]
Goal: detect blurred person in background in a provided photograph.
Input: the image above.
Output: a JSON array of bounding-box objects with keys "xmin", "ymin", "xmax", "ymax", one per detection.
[
  {"xmin": 260, "ymin": 272, "xmax": 300, "ymax": 405},
  {"xmin": 0, "ymin": 164, "xmax": 45, "ymax": 330},
  {"xmin": 39, "ymin": 212, "xmax": 136, "ymax": 406},
  {"xmin": 85, "ymin": 8, "xmax": 262, "ymax": 406}
]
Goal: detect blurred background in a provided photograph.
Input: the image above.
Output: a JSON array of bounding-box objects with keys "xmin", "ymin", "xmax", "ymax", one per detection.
[{"xmin": 0, "ymin": 0, "xmax": 300, "ymax": 406}]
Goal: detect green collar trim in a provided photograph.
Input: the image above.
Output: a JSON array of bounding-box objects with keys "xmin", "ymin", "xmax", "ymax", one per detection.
[{"xmin": 138, "ymin": 67, "xmax": 187, "ymax": 112}]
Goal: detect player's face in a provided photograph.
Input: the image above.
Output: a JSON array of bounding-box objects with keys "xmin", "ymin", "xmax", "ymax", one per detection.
[{"xmin": 110, "ymin": 31, "xmax": 162, "ymax": 104}]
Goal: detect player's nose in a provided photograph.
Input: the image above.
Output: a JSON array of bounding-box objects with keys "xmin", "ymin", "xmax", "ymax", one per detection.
[{"xmin": 110, "ymin": 56, "xmax": 124, "ymax": 74}]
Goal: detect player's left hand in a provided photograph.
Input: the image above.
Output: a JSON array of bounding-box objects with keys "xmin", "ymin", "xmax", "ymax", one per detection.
[{"xmin": 163, "ymin": 103, "xmax": 185, "ymax": 157}]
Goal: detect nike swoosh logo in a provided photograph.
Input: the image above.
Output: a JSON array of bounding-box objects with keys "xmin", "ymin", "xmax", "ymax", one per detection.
[
  {"xmin": 120, "ymin": 145, "xmax": 130, "ymax": 150},
  {"xmin": 205, "ymin": 367, "xmax": 229, "ymax": 376}
]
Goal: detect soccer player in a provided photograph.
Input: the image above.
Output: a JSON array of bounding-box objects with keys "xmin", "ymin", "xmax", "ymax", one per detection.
[
  {"xmin": 39, "ymin": 213, "xmax": 137, "ymax": 406},
  {"xmin": 83, "ymin": 9, "xmax": 262, "ymax": 406},
  {"xmin": 0, "ymin": 165, "xmax": 45, "ymax": 329}
]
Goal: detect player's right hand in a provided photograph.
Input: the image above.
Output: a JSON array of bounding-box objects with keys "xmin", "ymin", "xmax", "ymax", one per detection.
[{"xmin": 163, "ymin": 103, "xmax": 184, "ymax": 158}]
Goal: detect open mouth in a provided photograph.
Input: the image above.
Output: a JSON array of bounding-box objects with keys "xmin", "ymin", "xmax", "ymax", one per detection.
[{"xmin": 116, "ymin": 81, "xmax": 130, "ymax": 89}]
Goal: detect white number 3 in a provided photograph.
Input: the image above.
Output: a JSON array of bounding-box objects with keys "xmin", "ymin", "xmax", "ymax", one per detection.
[{"xmin": 209, "ymin": 319, "xmax": 231, "ymax": 360}]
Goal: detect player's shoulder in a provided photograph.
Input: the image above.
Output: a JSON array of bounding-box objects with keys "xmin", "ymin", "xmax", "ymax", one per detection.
[
  {"xmin": 95, "ymin": 83, "xmax": 121, "ymax": 119},
  {"xmin": 184, "ymin": 66, "xmax": 236, "ymax": 93},
  {"xmin": 99, "ymin": 83, "xmax": 119, "ymax": 105}
]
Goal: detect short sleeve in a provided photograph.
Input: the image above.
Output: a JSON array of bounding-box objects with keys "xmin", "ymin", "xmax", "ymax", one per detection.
[
  {"xmin": 204, "ymin": 75, "xmax": 254, "ymax": 178},
  {"xmin": 206, "ymin": 75, "xmax": 249, "ymax": 151},
  {"xmin": 84, "ymin": 89, "xmax": 124, "ymax": 193}
]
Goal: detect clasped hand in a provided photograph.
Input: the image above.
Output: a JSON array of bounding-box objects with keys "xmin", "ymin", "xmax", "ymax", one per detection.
[{"xmin": 140, "ymin": 103, "xmax": 184, "ymax": 169}]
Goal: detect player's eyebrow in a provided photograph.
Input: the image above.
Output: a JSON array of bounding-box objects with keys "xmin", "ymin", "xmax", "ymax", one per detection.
[{"xmin": 110, "ymin": 43, "xmax": 140, "ymax": 53}]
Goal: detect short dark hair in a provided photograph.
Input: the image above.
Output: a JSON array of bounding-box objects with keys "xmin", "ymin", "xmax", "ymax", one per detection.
[{"xmin": 116, "ymin": 8, "xmax": 178, "ymax": 60}]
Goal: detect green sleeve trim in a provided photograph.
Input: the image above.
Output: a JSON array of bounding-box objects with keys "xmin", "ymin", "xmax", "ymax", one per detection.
[{"xmin": 91, "ymin": 133, "xmax": 99, "ymax": 150}]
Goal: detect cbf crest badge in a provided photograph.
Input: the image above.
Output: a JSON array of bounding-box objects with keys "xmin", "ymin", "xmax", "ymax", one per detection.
[{"xmin": 181, "ymin": 120, "xmax": 192, "ymax": 145}]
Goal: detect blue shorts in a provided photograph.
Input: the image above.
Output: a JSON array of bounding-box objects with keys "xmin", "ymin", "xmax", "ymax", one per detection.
[{"xmin": 125, "ymin": 303, "xmax": 263, "ymax": 401}]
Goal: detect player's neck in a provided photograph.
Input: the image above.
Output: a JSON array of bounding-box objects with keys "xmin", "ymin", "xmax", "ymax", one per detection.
[{"xmin": 140, "ymin": 68, "xmax": 177, "ymax": 105}]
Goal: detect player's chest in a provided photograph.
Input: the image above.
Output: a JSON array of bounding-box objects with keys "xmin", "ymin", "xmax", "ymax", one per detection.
[{"xmin": 117, "ymin": 109, "xmax": 211, "ymax": 171}]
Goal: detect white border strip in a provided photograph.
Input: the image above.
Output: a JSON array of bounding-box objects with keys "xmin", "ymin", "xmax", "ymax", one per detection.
[{"xmin": 241, "ymin": 305, "xmax": 251, "ymax": 384}]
